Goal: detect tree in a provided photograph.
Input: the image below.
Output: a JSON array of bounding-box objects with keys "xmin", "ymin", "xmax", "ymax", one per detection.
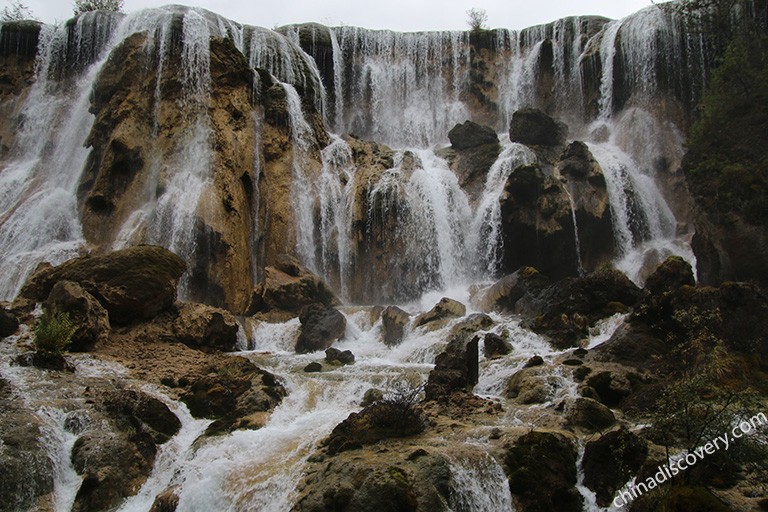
[
  {"xmin": 1, "ymin": 0, "xmax": 36, "ymax": 21},
  {"xmin": 73, "ymin": 0, "xmax": 124, "ymax": 15},
  {"xmin": 466, "ymin": 8, "xmax": 488, "ymax": 31}
]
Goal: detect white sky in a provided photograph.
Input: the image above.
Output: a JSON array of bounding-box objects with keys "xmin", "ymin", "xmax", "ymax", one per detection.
[{"xmin": 17, "ymin": 0, "xmax": 655, "ymax": 31}]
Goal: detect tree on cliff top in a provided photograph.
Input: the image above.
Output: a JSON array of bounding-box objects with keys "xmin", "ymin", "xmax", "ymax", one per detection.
[
  {"xmin": 73, "ymin": 0, "xmax": 124, "ymax": 15},
  {"xmin": 466, "ymin": 8, "xmax": 488, "ymax": 31},
  {"xmin": 1, "ymin": 1, "xmax": 36, "ymax": 21}
]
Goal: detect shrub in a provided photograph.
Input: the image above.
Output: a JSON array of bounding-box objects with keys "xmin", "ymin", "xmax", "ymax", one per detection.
[{"xmin": 35, "ymin": 312, "xmax": 76, "ymax": 355}]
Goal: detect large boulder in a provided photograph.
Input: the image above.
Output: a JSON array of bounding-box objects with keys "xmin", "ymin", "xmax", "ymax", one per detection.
[
  {"xmin": 247, "ymin": 255, "xmax": 339, "ymax": 320},
  {"xmin": 509, "ymin": 108, "xmax": 568, "ymax": 147},
  {"xmin": 472, "ymin": 266, "xmax": 551, "ymax": 313},
  {"xmin": 643, "ymin": 255, "xmax": 695, "ymax": 296},
  {"xmin": 19, "ymin": 246, "xmax": 186, "ymax": 325},
  {"xmin": 414, "ymin": 298, "xmax": 466, "ymax": 330},
  {"xmin": 44, "ymin": 280, "xmax": 110, "ymax": 351},
  {"xmin": 381, "ymin": 305, "xmax": 410, "ymax": 347},
  {"xmin": 424, "ymin": 335, "xmax": 479, "ymax": 400},
  {"xmin": 295, "ymin": 304, "xmax": 347, "ymax": 354},
  {"xmin": 0, "ymin": 307, "xmax": 19, "ymax": 339},
  {"xmin": 499, "ymin": 164, "xmax": 580, "ymax": 279},
  {"xmin": 565, "ymin": 397, "xmax": 616, "ymax": 432},
  {"xmin": 180, "ymin": 357, "xmax": 285, "ymax": 433},
  {"xmin": 448, "ymin": 120, "xmax": 499, "ymax": 149},
  {"xmin": 170, "ymin": 302, "xmax": 239, "ymax": 352},
  {"xmin": 502, "ymin": 431, "xmax": 583, "ymax": 512},
  {"xmin": 557, "ymin": 141, "xmax": 615, "ymax": 271},
  {"xmin": 582, "ymin": 428, "xmax": 648, "ymax": 507}
]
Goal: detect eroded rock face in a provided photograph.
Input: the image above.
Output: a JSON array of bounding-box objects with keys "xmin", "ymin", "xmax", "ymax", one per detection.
[
  {"xmin": 20, "ymin": 245, "xmax": 186, "ymax": 325},
  {"xmin": 582, "ymin": 428, "xmax": 648, "ymax": 507},
  {"xmin": 381, "ymin": 306, "xmax": 410, "ymax": 347},
  {"xmin": 425, "ymin": 336, "xmax": 479, "ymax": 400}
]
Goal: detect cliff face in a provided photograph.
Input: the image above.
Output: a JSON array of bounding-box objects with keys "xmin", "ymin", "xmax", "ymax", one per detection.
[{"xmin": 0, "ymin": 4, "xmax": 758, "ymax": 308}]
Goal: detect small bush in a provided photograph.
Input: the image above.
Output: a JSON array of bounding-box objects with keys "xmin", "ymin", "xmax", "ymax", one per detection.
[
  {"xmin": 35, "ymin": 312, "xmax": 76, "ymax": 355},
  {"xmin": 367, "ymin": 384, "xmax": 426, "ymax": 435}
]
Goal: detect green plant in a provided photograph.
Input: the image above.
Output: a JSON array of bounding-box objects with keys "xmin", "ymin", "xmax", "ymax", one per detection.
[
  {"xmin": 466, "ymin": 8, "xmax": 488, "ymax": 31},
  {"xmin": 35, "ymin": 312, "xmax": 76, "ymax": 355}
]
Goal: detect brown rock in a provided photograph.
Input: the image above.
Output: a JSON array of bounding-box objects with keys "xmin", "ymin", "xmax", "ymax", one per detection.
[
  {"xmin": 20, "ymin": 245, "xmax": 186, "ymax": 325},
  {"xmin": 414, "ymin": 298, "xmax": 466, "ymax": 330},
  {"xmin": 295, "ymin": 304, "xmax": 346, "ymax": 354},
  {"xmin": 45, "ymin": 280, "xmax": 110, "ymax": 351},
  {"xmin": 171, "ymin": 302, "xmax": 239, "ymax": 352},
  {"xmin": 381, "ymin": 305, "xmax": 410, "ymax": 347},
  {"xmin": 509, "ymin": 108, "xmax": 568, "ymax": 146}
]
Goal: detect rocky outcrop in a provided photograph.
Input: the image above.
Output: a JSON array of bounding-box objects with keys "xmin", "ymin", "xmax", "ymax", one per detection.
[
  {"xmin": 510, "ymin": 108, "xmax": 568, "ymax": 147},
  {"xmin": 425, "ymin": 335, "xmax": 479, "ymax": 400},
  {"xmin": 582, "ymin": 428, "xmax": 648, "ymax": 507},
  {"xmin": 168, "ymin": 302, "xmax": 239, "ymax": 352},
  {"xmin": 44, "ymin": 280, "xmax": 110, "ymax": 351},
  {"xmin": 180, "ymin": 356, "xmax": 285, "ymax": 433},
  {"xmin": 0, "ymin": 377, "xmax": 54, "ymax": 512},
  {"xmin": 445, "ymin": 121, "xmax": 501, "ymax": 202},
  {"xmin": 448, "ymin": 120, "xmax": 498, "ymax": 149},
  {"xmin": 565, "ymin": 397, "xmax": 616, "ymax": 432},
  {"xmin": 71, "ymin": 388, "xmax": 181, "ymax": 512},
  {"xmin": 325, "ymin": 347, "xmax": 355, "ymax": 365},
  {"xmin": 502, "ymin": 431, "xmax": 583, "ymax": 512},
  {"xmin": 499, "ymin": 164, "xmax": 580, "ymax": 279},
  {"xmin": 483, "ymin": 332, "xmax": 512, "ymax": 358},
  {"xmin": 19, "ymin": 245, "xmax": 186, "ymax": 325},
  {"xmin": 557, "ymin": 141, "xmax": 615, "ymax": 270},
  {"xmin": 414, "ymin": 298, "xmax": 466, "ymax": 330},
  {"xmin": 295, "ymin": 304, "xmax": 346, "ymax": 353},
  {"xmin": 248, "ymin": 255, "xmax": 339, "ymax": 320}
]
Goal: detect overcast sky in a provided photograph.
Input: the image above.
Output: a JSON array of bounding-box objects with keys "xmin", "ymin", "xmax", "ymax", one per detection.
[{"xmin": 16, "ymin": 0, "xmax": 655, "ymax": 31}]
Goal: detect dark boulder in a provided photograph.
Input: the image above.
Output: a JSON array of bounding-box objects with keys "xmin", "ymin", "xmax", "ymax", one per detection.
[
  {"xmin": 295, "ymin": 304, "xmax": 346, "ymax": 354},
  {"xmin": 643, "ymin": 255, "xmax": 696, "ymax": 296},
  {"xmin": 448, "ymin": 120, "xmax": 499, "ymax": 149},
  {"xmin": 502, "ymin": 431, "xmax": 583, "ymax": 512},
  {"xmin": 582, "ymin": 428, "xmax": 648, "ymax": 507},
  {"xmin": 509, "ymin": 108, "xmax": 568, "ymax": 146},
  {"xmin": 381, "ymin": 305, "xmax": 410, "ymax": 347},
  {"xmin": 565, "ymin": 397, "xmax": 616, "ymax": 431},
  {"xmin": 19, "ymin": 245, "xmax": 186, "ymax": 325},
  {"xmin": 45, "ymin": 280, "xmax": 110, "ymax": 351},
  {"xmin": 325, "ymin": 347, "xmax": 355, "ymax": 365},
  {"xmin": 101, "ymin": 389, "xmax": 181, "ymax": 444},
  {"xmin": 499, "ymin": 164, "xmax": 580, "ymax": 279},
  {"xmin": 414, "ymin": 298, "xmax": 466, "ymax": 330},
  {"xmin": 303, "ymin": 362, "xmax": 323, "ymax": 373},
  {"xmin": 0, "ymin": 307, "xmax": 19, "ymax": 338},
  {"xmin": 483, "ymin": 332, "xmax": 512, "ymax": 358},
  {"xmin": 424, "ymin": 335, "xmax": 479, "ymax": 400},
  {"xmin": 169, "ymin": 302, "xmax": 239, "ymax": 352}
]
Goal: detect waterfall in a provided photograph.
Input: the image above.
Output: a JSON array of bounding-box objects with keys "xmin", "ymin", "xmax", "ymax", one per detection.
[{"xmin": 447, "ymin": 451, "xmax": 514, "ymax": 511}]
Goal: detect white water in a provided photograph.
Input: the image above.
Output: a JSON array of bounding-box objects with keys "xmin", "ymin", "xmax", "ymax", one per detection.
[{"xmin": 447, "ymin": 450, "xmax": 515, "ymax": 511}]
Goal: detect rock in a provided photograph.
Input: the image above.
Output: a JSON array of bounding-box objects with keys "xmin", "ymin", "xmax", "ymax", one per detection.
[
  {"xmin": 381, "ymin": 305, "xmax": 410, "ymax": 347},
  {"xmin": 448, "ymin": 120, "xmax": 499, "ymax": 149},
  {"xmin": 447, "ymin": 313, "xmax": 494, "ymax": 341},
  {"xmin": 19, "ymin": 246, "xmax": 186, "ymax": 325},
  {"xmin": 15, "ymin": 351, "xmax": 75, "ymax": 372},
  {"xmin": 509, "ymin": 108, "xmax": 569, "ymax": 146},
  {"xmin": 565, "ymin": 397, "xmax": 616, "ymax": 431},
  {"xmin": 644, "ymin": 255, "xmax": 696, "ymax": 295},
  {"xmin": 149, "ymin": 487, "xmax": 180, "ymax": 512},
  {"xmin": 630, "ymin": 486, "xmax": 732, "ymax": 512},
  {"xmin": 170, "ymin": 302, "xmax": 239, "ymax": 352},
  {"xmin": 557, "ymin": 141, "xmax": 615, "ymax": 271},
  {"xmin": 450, "ymin": 142, "xmax": 502, "ymax": 202},
  {"xmin": 325, "ymin": 347, "xmax": 355, "ymax": 365},
  {"xmin": 483, "ymin": 332, "xmax": 512, "ymax": 358},
  {"xmin": 248, "ymin": 255, "xmax": 339, "ymax": 318},
  {"xmin": 303, "ymin": 362, "xmax": 323, "ymax": 373},
  {"xmin": 44, "ymin": 280, "xmax": 110, "ymax": 351},
  {"xmin": 585, "ymin": 370, "xmax": 637, "ymax": 408},
  {"xmin": 101, "ymin": 389, "xmax": 181, "ymax": 444},
  {"xmin": 474, "ymin": 267, "xmax": 551, "ymax": 312},
  {"xmin": 582, "ymin": 428, "xmax": 648, "ymax": 507},
  {"xmin": 0, "ymin": 307, "xmax": 19, "ymax": 338},
  {"xmin": 179, "ymin": 357, "xmax": 285, "ymax": 431},
  {"xmin": 425, "ymin": 336, "xmax": 479, "ymax": 400},
  {"xmin": 325, "ymin": 400, "xmax": 426, "ymax": 455},
  {"xmin": 0, "ymin": 378, "xmax": 55, "ymax": 511},
  {"xmin": 361, "ymin": 388, "xmax": 384, "ymax": 407},
  {"xmin": 499, "ymin": 164, "xmax": 580, "ymax": 279},
  {"xmin": 525, "ymin": 355, "xmax": 545, "ymax": 367},
  {"xmin": 502, "ymin": 431, "xmax": 583, "ymax": 512},
  {"xmin": 520, "ymin": 268, "xmax": 642, "ymax": 349},
  {"xmin": 295, "ymin": 304, "xmax": 346, "ymax": 354},
  {"xmin": 414, "ymin": 298, "xmax": 466, "ymax": 329},
  {"xmin": 507, "ymin": 366, "xmax": 563, "ymax": 404}
]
